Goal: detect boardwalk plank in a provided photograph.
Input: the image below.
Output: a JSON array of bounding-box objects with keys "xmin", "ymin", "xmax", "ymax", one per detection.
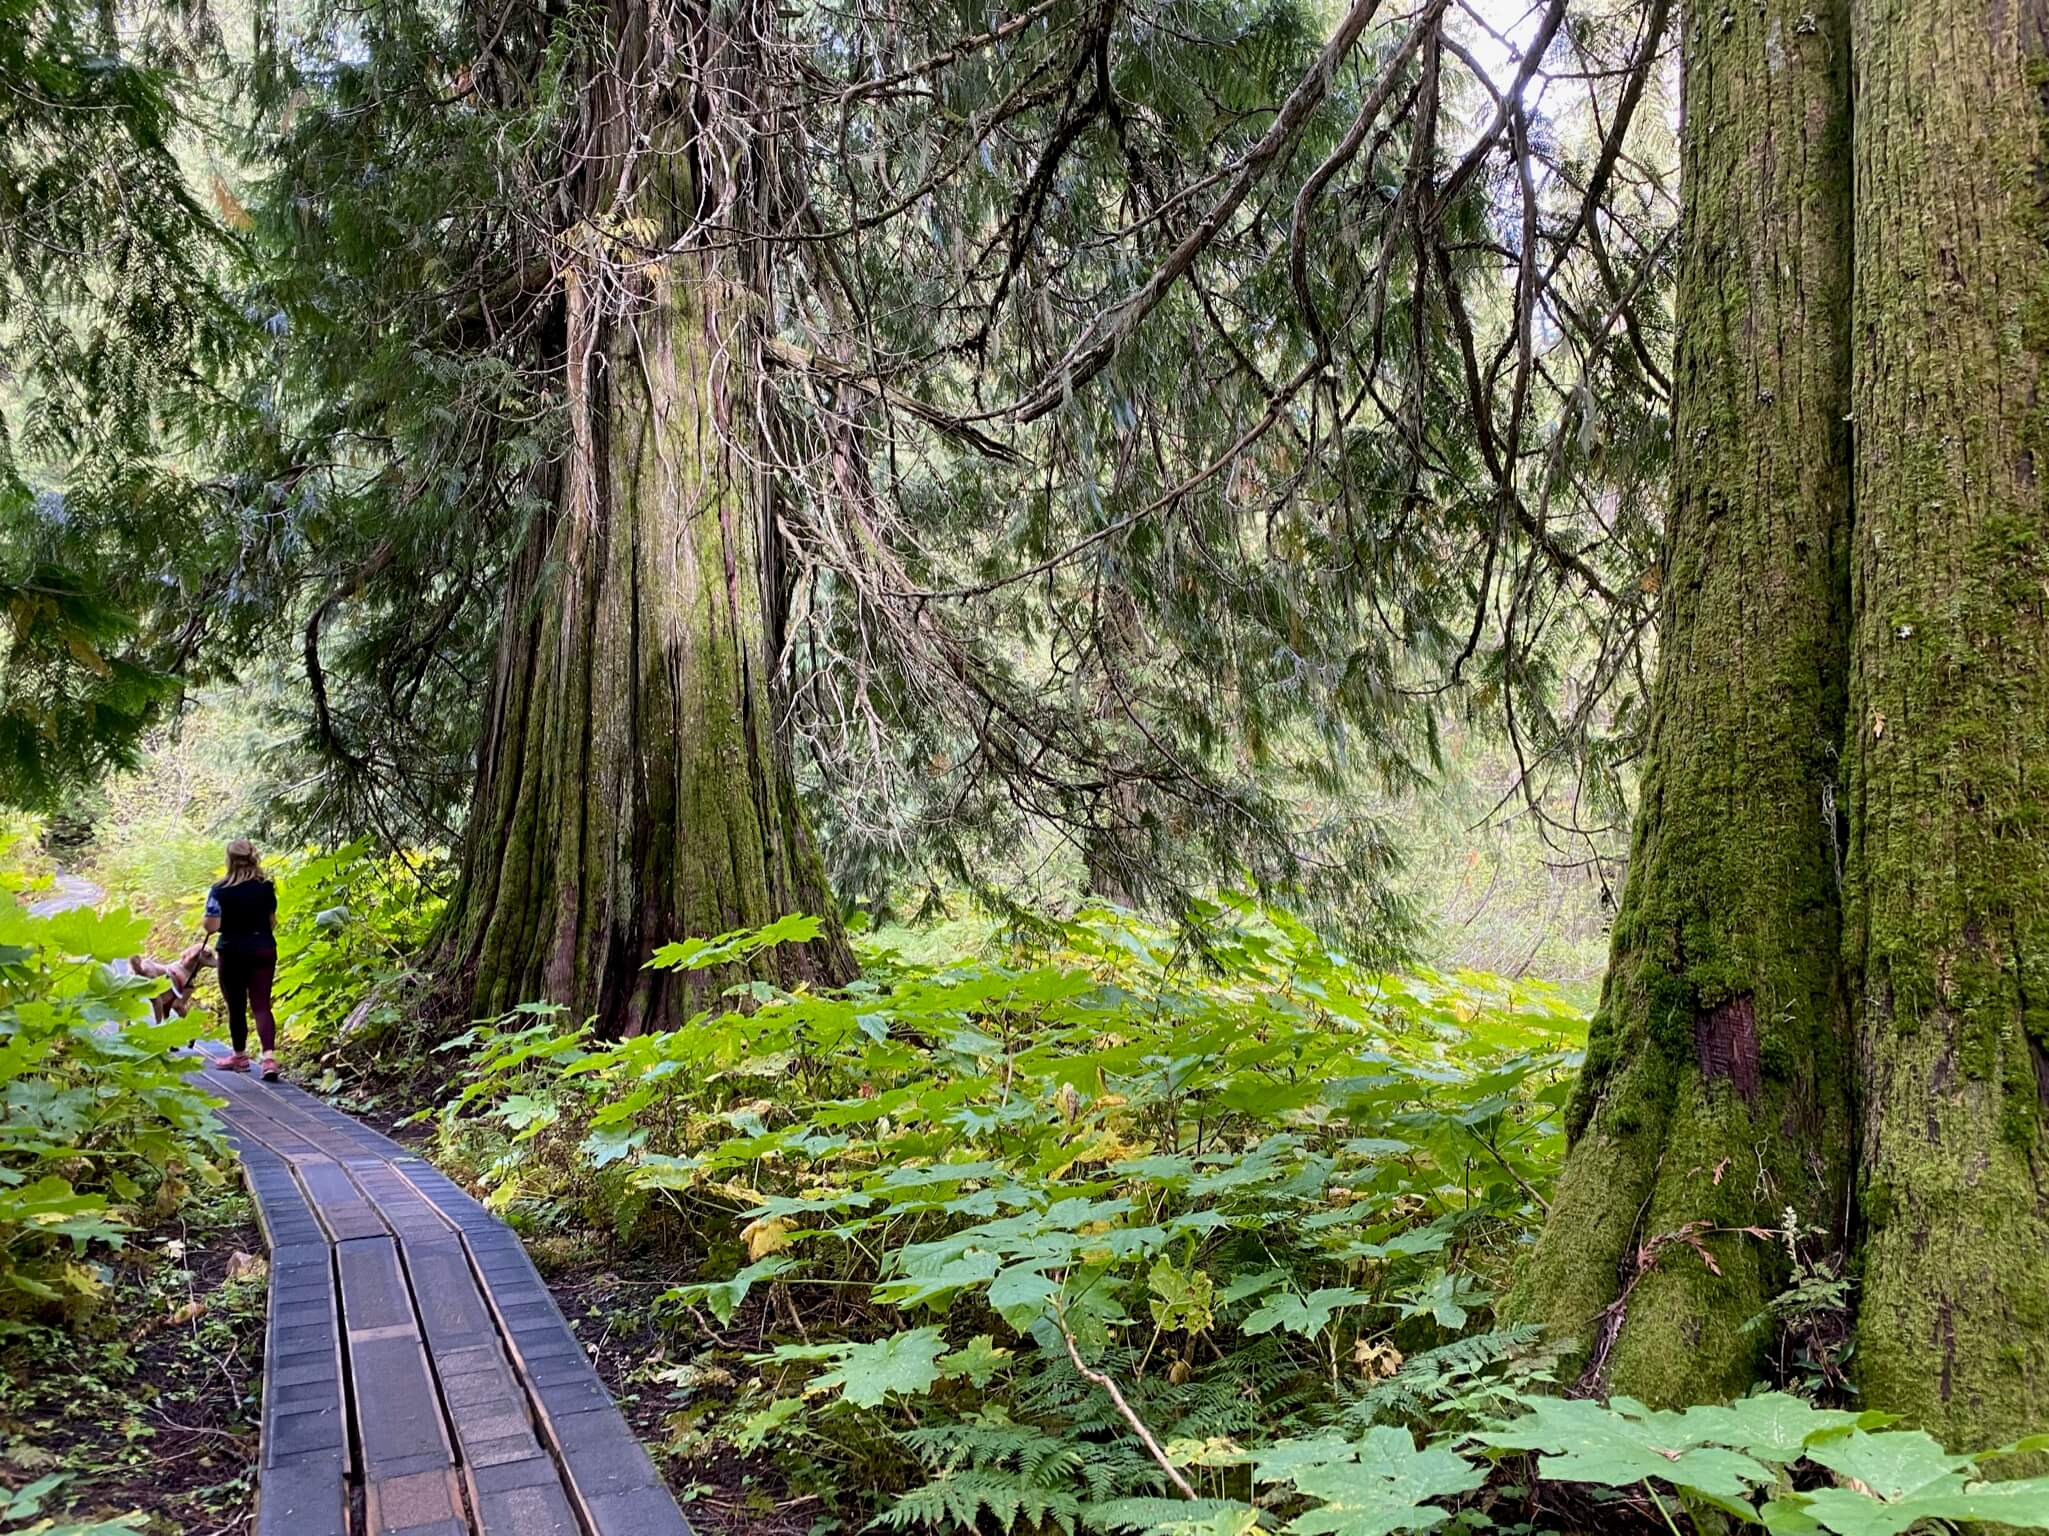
[
  {"xmin": 209, "ymin": 1057, "xmax": 694, "ymax": 1536},
  {"xmin": 298, "ymin": 1157, "xmax": 391, "ymax": 1243},
  {"xmin": 341, "ymin": 1168, "xmax": 578, "ymax": 1536},
  {"xmin": 336, "ymin": 1236, "xmax": 466, "ymax": 1534},
  {"xmin": 253, "ymin": 1451, "xmax": 349, "ymax": 1536},
  {"xmin": 231, "ymin": 1136, "xmax": 350, "ymax": 1536}
]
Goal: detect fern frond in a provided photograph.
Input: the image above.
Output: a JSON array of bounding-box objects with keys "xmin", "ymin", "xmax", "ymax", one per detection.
[
  {"xmin": 878, "ymin": 1470, "xmax": 1083, "ymax": 1534},
  {"xmin": 1081, "ymin": 1496, "xmax": 1257, "ymax": 1533},
  {"xmin": 1339, "ymin": 1323, "xmax": 1550, "ymax": 1426}
]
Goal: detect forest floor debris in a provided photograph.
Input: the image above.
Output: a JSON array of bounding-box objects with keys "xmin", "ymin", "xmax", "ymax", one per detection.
[{"xmin": 0, "ymin": 1191, "xmax": 264, "ymax": 1535}]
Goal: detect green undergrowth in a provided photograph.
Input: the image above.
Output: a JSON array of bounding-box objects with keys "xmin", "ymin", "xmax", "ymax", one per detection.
[
  {"xmin": 0, "ymin": 836, "xmax": 226, "ymax": 1330},
  {"xmin": 0, "ymin": 832, "xmax": 432, "ymax": 1531},
  {"xmin": 0, "ymin": 1181, "xmax": 267, "ymax": 1535},
  {"xmin": 0, "ymin": 835, "xmax": 267, "ymax": 1533},
  {"xmin": 267, "ymin": 840, "xmax": 446, "ymax": 1074},
  {"xmin": 430, "ymin": 905, "xmax": 2049, "ymax": 1535},
  {"xmin": 0, "ymin": 831, "xmax": 434, "ymax": 1333}
]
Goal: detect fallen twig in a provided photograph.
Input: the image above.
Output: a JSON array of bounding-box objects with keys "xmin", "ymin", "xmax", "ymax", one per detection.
[{"xmin": 1055, "ymin": 1304, "xmax": 1197, "ymax": 1501}]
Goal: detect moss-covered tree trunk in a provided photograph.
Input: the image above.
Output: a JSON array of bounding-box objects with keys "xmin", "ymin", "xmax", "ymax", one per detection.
[
  {"xmin": 443, "ymin": 0, "xmax": 855, "ymax": 1036},
  {"xmin": 1511, "ymin": 0, "xmax": 1855, "ymax": 1401},
  {"xmin": 1844, "ymin": 0, "xmax": 2049, "ymax": 1448}
]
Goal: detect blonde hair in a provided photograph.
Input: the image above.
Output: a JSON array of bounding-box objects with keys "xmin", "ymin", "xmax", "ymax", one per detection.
[{"xmin": 222, "ymin": 838, "xmax": 267, "ymax": 887}]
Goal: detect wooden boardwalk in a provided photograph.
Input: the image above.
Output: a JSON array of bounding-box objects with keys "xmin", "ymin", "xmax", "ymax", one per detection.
[{"xmin": 201, "ymin": 1048, "xmax": 693, "ymax": 1536}]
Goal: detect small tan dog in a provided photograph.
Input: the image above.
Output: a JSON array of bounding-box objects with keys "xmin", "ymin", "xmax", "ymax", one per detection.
[{"xmin": 132, "ymin": 941, "xmax": 217, "ymax": 1022}]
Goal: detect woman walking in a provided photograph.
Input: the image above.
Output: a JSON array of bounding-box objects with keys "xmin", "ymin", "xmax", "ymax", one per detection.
[{"xmin": 206, "ymin": 838, "xmax": 280, "ymax": 1081}]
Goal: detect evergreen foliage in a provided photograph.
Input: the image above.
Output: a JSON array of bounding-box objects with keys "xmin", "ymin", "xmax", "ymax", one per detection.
[
  {"xmin": 226, "ymin": 0, "xmax": 1672, "ymax": 927},
  {"xmin": 0, "ymin": 0, "xmax": 248, "ymax": 807}
]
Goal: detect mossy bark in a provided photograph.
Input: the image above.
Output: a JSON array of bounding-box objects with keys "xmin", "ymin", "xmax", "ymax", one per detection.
[
  {"xmin": 1510, "ymin": 0, "xmax": 1855, "ymax": 1402},
  {"xmin": 443, "ymin": 0, "xmax": 854, "ymax": 1036},
  {"xmin": 1845, "ymin": 0, "xmax": 2049, "ymax": 1447}
]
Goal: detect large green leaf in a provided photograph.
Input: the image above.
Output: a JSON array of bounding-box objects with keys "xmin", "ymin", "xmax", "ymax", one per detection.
[
  {"xmin": 1677, "ymin": 1394, "xmax": 1885, "ymax": 1462},
  {"xmin": 1785, "ymin": 1476, "xmax": 2049, "ymax": 1536},
  {"xmin": 1255, "ymin": 1436, "xmax": 1371, "ymax": 1482},
  {"xmin": 813, "ymin": 1327, "xmax": 948, "ymax": 1408},
  {"xmin": 1475, "ymin": 1396, "xmax": 1775, "ymax": 1502},
  {"xmin": 986, "ymin": 1262, "xmax": 1062, "ymax": 1329},
  {"xmin": 649, "ymin": 914, "xmax": 825, "ymax": 971},
  {"xmin": 1243, "ymin": 1286, "xmax": 1376, "ymax": 1338},
  {"xmin": 1281, "ymin": 1427, "xmax": 1487, "ymax": 1536},
  {"xmin": 874, "ymin": 1250, "xmax": 1002, "ymax": 1310},
  {"xmin": 1800, "ymin": 1429, "xmax": 1972, "ymax": 1500},
  {"xmin": 1774, "ymin": 1428, "xmax": 2049, "ymax": 1535},
  {"xmin": 668, "ymin": 1254, "xmax": 794, "ymax": 1324}
]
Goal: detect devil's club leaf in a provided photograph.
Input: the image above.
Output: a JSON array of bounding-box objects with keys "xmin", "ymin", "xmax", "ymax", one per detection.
[
  {"xmin": 1282, "ymin": 1427, "xmax": 1484, "ymax": 1536},
  {"xmin": 813, "ymin": 1328, "xmax": 948, "ymax": 1408}
]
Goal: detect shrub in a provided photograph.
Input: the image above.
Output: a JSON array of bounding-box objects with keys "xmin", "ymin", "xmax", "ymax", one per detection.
[
  {"xmin": 438, "ymin": 902, "xmax": 2049, "ymax": 1532},
  {"xmin": 0, "ymin": 838, "xmax": 225, "ymax": 1330},
  {"xmin": 441, "ymin": 900, "xmax": 1583, "ymax": 1525},
  {"xmin": 270, "ymin": 839, "xmax": 446, "ymax": 1062}
]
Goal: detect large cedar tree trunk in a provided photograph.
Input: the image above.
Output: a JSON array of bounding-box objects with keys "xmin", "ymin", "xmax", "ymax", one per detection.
[
  {"xmin": 444, "ymin": 0, "xmax": 855, "ymax": 1036},
  {"xmin": 1510, "ymin": 0, "xmax": 1855, "ymax": 1401},
  {"xmin": 1845, "ymin": 0, "xmax": 2049, "ymax": 1447}
]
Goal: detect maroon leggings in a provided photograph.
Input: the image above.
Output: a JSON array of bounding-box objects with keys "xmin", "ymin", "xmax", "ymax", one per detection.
[{"xmin": 220, "ymin": 951, "xmax": 277, "ymax": 1055}]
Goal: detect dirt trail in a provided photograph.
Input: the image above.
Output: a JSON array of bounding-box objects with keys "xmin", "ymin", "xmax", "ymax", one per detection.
[{"xmin": 27, "ymin": 873, "xmax": 104, "ymax": 916}]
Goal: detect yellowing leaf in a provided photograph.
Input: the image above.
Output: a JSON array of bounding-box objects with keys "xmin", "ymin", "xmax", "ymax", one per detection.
[
  {"xmin": 1149, "ymin": 1257, "xmax": 1216, "ymax": 1335},
  {"xmin": 65, "ymin": 635, "xmax": 110, "ymax": 677},
  {"xmin": 210, "ymin": 174, "xmax": 253, "ymax": 230},
  {"xmin": 938, "ymin": 1334, "xmax": 1011, "ymax": 1386},
  {"xmin": 741, "ymin": 1215, "xmax": 794, "ymax": 1260},
  {"xmin": 1354, "ymin": 1338, "xmax": 1403, "ymax": 1379}
]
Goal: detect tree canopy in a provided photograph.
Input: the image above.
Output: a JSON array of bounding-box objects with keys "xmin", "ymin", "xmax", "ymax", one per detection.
[
  {"xmin": 0, "ymin": 0, "xmax": 254, "ymax": 804},
  {"xmin": 10, "ymin": 0, "xmax": 1676, "ymax": 926}
]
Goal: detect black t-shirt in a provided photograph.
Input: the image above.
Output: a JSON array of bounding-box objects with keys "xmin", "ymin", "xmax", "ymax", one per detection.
[{"xmin": 207, "ymin": 879, "xmax": 278, "ymax": 957}]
